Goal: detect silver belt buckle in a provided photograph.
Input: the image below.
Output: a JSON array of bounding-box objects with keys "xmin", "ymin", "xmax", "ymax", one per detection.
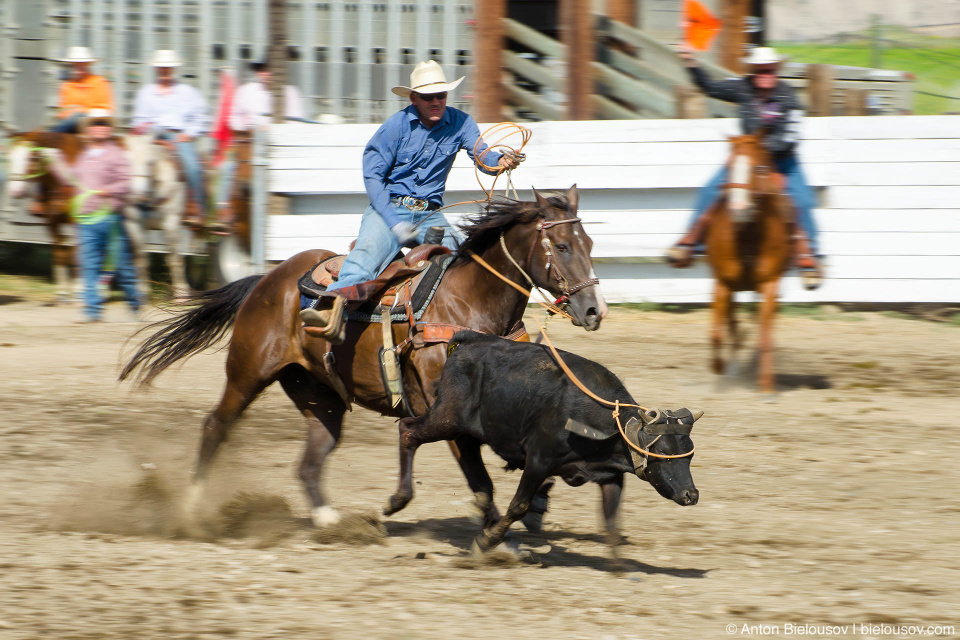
[{"xmin": 403, "ymin": 196, "xmax": 427, "ymax": 211}]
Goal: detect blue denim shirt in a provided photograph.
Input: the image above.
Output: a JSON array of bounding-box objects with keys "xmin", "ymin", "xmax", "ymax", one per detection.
[{"xmin": 362, "ymin": 105, "xmax": 502, "ymax": 228}]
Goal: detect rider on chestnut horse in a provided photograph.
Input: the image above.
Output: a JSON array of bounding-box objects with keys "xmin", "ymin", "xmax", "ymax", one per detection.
[
  {"xmin": 667, "ymin": 45, "xmax": 822, "ymax": 288},
  {"xmin": 299, "ymin": 60, "xmax": 523, "ymax": 341}
]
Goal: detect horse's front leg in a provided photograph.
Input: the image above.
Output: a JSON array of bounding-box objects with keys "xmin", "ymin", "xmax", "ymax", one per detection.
[
  {"xmin": 757, "ymin": 279, "xmax": 779, "ymax": 394},
  {"xmin": 711, "ymin": 281, "xmax": 732, "ymax": 375},
  {"xmin": 161, "ymin": 188, "xmax": 190, "ymax": 295},
  {"xmin": 122, "ymin": 207, "xmax": 150, "ymax": 300}
]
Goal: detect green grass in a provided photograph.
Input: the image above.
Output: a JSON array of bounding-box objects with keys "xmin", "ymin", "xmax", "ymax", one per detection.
[{"xmin": 773, "ymin": 33, "xmax": 960, "ymax": 115}]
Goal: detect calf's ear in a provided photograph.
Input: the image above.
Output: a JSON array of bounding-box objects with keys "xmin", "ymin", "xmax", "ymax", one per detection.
[{"xmin": 564, "ymin": 417, "xmax": 616, "ymax": 441}]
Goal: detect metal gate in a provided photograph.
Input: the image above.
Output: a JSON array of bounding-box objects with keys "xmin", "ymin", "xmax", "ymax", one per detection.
[{"xmin": 0, "ymin": 0, "xmax": 477, "ymax": 130}]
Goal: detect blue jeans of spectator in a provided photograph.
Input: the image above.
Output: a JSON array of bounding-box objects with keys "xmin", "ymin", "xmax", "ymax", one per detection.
[
  {"xmin": 51, "ymin": 113, "xmax": 83, "ymax": 133},
  {"xmin": 77, "ymin": 213, "xmax": 142, "ymax": 320},
  {"xmin": 216, "ymin": 157, "xmax": 237, "ymax": 208},
  {"xmin": 155, "ymin": 130, "xmax": 206, "ymax": 212},
  {"xmin": 326, "ymin": 203, "xmax": 460, "ymax": 294},
  {"xmin": 688, "ymin": 155, "xmax": 819, "ymax": 255}
]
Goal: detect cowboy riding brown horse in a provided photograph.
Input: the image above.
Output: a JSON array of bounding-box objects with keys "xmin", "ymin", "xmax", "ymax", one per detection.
[
  {"xmin": 120, "ymin": 185, "xmax": 607, "ymax": 528},
  {"xmin": 6, "ymin": 132, "xmax": 86, "ymax": 302},
  {"xmin": 704, "ymin": 133, "xmax": 792, "ymax": 394}
]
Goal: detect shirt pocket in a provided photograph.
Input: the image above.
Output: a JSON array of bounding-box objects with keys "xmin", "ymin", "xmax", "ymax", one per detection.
[{"xmin": 437, "ymin": 143, "xmax": 458, "ymax": 157}]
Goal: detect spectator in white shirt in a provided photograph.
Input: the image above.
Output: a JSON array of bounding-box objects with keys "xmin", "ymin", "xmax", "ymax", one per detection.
[
  {"xmin": 212, "ymin": 61, "xmax": 308, "ymax": 234},
  {"xmin": 132, "ymin": 50, "xmax": 209, "ymax": 227}
]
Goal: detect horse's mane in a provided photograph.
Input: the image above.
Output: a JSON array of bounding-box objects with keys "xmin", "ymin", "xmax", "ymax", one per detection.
[{"xmin": 452, "ymin": 194, "xmax": 571, "ymax": 266}]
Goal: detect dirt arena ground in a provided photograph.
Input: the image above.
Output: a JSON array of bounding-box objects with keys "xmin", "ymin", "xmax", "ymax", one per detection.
[{"xmin": 1, "ymin": 276, "xmax": 958, "ymax": 640}]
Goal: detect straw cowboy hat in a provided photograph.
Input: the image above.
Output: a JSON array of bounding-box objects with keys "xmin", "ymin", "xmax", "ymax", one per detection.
[
  {"xmin": 149, "ymin": 50, "xmax": 184, "ymax": 68},
  {"xmin": 59, "ymin": 46, "xmax": 98, "ymax": 63},
  {"xmin": 742, "ymin": 47, "xmax": 786, "ymax": 66},
  {"xmin": 80, "ymin": 108, "xmax": 115, "ymax": 132},
  {"xmin": 391, "ymin": 60, "xmax": 464, "ymax": 97}
]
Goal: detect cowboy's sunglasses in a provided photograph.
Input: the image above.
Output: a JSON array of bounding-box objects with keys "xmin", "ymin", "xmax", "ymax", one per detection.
[{"xmin": 415, "ymin": 92, "xmax": 447, "ymax": 102}]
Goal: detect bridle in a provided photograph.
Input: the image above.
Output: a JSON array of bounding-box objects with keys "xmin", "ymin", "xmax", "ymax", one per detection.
[{"xmin": 524, "ymin": 217, "xmax": 600, "ymax": 300}]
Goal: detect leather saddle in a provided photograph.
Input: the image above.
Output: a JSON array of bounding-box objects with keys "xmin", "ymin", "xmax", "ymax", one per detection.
[{"xmin": 298, "ymin": 244, "xmax": 453, "ymax": 321}]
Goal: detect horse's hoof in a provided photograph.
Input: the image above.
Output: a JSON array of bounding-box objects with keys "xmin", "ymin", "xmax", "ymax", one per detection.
[
  {"xmin": 311, "ymin": 505, "xmax": 341, "ymax": 527},
  {"xmin": 382, "ymin": 493, "xmax": 411, "ymax": 516}
]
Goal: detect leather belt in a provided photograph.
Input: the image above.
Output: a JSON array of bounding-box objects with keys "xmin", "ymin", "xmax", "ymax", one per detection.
[{"xmin": 391, "ymin": 196, "xmax": 440, "ymax": 212}]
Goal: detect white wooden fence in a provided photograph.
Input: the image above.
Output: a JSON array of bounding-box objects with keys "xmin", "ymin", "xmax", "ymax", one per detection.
[{"xmin": 264, "ymin": 115, "xmax": 960, "ymax": 304}]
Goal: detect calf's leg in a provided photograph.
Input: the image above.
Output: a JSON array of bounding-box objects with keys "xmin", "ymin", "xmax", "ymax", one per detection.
[
  {"xmin": 600, "ymin": 475, "xmax": 625, "ymax": 570},
  {"xmin": 474, "ymin": 463, "xmax": 549, "ymax": 553}
]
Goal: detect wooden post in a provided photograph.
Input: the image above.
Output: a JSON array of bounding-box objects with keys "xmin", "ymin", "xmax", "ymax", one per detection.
[
  {"xmin": 475, "ymin": 0, "xmax": 505, "ymax": 122},
  {"xmin": 675, "ymin": 84, "xmax": 707, "ymax": 119},
  {"xmin": 719, "ymin": 0, "xmax": 748, "ymax": 74},
  {"xmin": 606, "ymin": 0, "xmax": 636, "ymax": 27},
  {"xmin": 560, "ymin": 0, "xmax": 594, "ymax": 120},
  {"xmin": 806, "ymin": 64, "xmax": 834, "ymax": 117},
  {"xmin": 268, "ymin": 0, "xmax": 288, "ymax": 216},
  {"xmin": 844, "ymin": 88, "xmax": 868, "ymax": 116},
  {"xmin": 268, "ymin": 0, "xmax": 288, "ymax": 124}
]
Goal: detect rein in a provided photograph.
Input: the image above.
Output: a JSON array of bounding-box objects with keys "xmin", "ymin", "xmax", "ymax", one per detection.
[{"xmin": 534, "ymin": 319, "xmax": 696, "ymax": 462}]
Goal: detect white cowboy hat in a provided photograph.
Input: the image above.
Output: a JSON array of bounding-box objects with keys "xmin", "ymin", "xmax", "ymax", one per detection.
[
  {"xmin": 742, "ymin": 47, "xmax": 786, "ymax": 66},
  {"xmin": 150, "ymin": 50, "xmax": 183, "ymax": 68},
  {"xmin": 59, "ymin": 46, "xmax": 98, "ymax": 63},
  {"xmin": 391, "ymin": 60, "xmax": 464, "ymax": 98},
  {"xmin": 80, "ymin": 108, "xmax": 115, "ymax": 132}
]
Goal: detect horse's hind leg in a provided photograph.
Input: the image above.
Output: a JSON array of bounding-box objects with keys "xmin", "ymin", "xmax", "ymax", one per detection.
[
  {"xmin": 185, "ymin": 375, "xmax": 264, "ymax": 517},
  {"xmin": 757, "ymin": 279, "xmax": 779, "ymax": 394},
  {"xmin": 278, "ymin": 366, "xmax": 348, "ymax": 527}
]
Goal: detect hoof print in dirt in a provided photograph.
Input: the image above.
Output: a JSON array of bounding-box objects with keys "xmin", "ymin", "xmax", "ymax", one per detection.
[{"xmin": 311, "ymin": 511, "xmax": 387, "ymax": 546}]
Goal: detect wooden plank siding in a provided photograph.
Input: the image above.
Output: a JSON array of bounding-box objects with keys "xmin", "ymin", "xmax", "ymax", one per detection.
[{"xmin": 265, "ymin": 116, "xmax": 960, "ymax": 303}]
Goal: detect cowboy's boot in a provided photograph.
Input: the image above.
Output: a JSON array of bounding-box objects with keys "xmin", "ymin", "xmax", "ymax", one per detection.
[
  {"xmin": 666, "ymin": 213, "xmax": 712, "ymax": 268},
  {"xmin": 182, "ymin": 194, "xmax": 204, "ymax": 229},
  {"xmin": 793, "ymin": 231, "xmax": 823, "ymax": 291},
  {"xmin": 300, "ymin": 295, "xmax": 348, "ymax": 345}
]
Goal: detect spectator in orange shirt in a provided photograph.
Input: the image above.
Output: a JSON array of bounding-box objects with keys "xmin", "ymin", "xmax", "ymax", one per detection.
[{"xmin": 53, "ymin": 47, "xmax": 114, "ymax": 133}]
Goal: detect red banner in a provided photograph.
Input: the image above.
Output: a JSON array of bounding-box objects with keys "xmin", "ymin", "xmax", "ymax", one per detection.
[{"xmin": 683, "ymin": 0, "xmax": 722, "ymax": 52}]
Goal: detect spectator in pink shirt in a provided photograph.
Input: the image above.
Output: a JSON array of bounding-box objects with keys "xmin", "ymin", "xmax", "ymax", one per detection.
[{"xmin": 72, "ymin": 109, "xmax": 142, "ymax": 323}]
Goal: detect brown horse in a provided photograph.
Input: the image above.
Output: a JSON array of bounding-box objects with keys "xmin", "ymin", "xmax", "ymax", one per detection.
[
  {"xmin": 7, "ymin": 132, "xmax": 85, "ymax": 301},
  {"xmin": 705, "ymin": 133, "xmax": 791, "ymax": 394},
  {"xmin": 120, "ymin": 186, "xmax": 608, "ymax": 527}
]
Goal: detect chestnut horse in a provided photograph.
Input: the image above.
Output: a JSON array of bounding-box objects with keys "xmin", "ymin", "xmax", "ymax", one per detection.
[
  {"xmin": 6, "ymin": 132, "xmax": 85, "ymax": 301},
  {"xmin": 705, "ymin": 133, "xmax": 791, "ymax": 394},
  {"xmin": 121, "ymin": 186, "xmax": 608, "ymax": 527}
]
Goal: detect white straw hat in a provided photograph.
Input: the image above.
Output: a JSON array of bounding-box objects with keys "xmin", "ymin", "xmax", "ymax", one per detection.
[
  {"xmin": 59, "ymin": 46, "xmax": 98, "ymax": 63},
  {"xmin": 742, "ymin": 47, "xmax": 786, "ymax": 66},
  {"xmin": 80, "ymin": 108, "xmax": 114, "ymax": 132},
  {"xmin": 150, "ymin": 50, "xmax": 183, "ymax": 68},
  {"xmin": 391, "ymin": 60, "xmax": 464, "ymax": 97}
]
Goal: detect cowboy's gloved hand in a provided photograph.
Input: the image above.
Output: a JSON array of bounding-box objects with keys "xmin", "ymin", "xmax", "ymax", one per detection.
[
  {"xmin": 498, "ymin": 150, "xmax": 525, "ymax": 171},
  {"xmin": 391, "ymin": 221, "xmax": 418, "ymax": 246}
]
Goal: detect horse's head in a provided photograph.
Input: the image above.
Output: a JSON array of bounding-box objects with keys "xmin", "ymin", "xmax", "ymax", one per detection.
[
  {"xmin": 725, "ymin": 133, "xmax": 780, "ymax": 224},
  {"xmin": 6, "ymin": 140, "xmax": 46, "ymax": 199},
  {"xmin": 528, "ymin": 185, "xmax": 607, "ymax": 330}
]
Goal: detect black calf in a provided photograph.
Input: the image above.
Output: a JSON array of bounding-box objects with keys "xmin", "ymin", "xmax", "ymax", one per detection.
[{"xmin": 384, "ymin": 331, "xmax": 699, "ymax": 560}]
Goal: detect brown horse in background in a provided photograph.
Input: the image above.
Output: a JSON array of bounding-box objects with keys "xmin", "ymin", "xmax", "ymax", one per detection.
[
  {"xmin": 6, "ymin": 132, "xmax": 85, "ymax": 301},
  {"xmin": 705, "ymin": 133, "xmax": 791, "ymax": 394},
  {"xmin": 120, "ymin": 186, "xmax": 607, "ymax": 528}
]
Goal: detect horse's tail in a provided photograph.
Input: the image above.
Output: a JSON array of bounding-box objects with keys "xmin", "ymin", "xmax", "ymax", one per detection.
[{"xmin": 120, "ymin": 274, "xmax": 265, "ymax": 387}]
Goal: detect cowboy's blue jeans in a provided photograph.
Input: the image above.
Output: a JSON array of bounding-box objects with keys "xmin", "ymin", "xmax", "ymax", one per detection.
[
  {"xmin": 326, "ymin": 203, "xmax": 460, "ymax": 294},
  {"xmin": 77, "ymin": 213, "xmax": 142, "ymax": 320},
  {"xmin": 51, "ymin": 113, "xmax": 82, "ymax": 133},
  {"xmin": 687, "ymin": 155, "xmax": 820, "ymax": 255},
  {"xmin": 155, "ymin": 130, "xmax": 206, "ymax": 212}
]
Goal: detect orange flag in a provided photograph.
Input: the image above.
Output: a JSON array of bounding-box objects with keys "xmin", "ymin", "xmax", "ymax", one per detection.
[{"xmin": 683, "ymin": 0, "xmax": 722, "ymax": 52}]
